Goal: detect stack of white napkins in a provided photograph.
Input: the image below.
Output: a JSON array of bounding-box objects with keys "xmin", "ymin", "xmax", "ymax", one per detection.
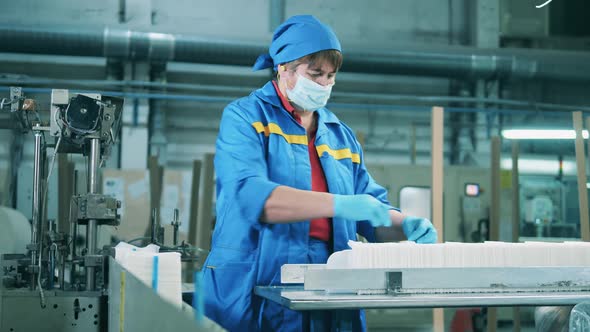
[
  {"xmin": 326, "ymin": 240, "xmax": 590, "ymax": 269},
  {"xmin": 114, "ymin": 242, "xmax": 182, "ymax": 307}
]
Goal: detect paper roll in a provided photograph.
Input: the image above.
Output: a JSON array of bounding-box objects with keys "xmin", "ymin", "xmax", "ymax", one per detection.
[{"xmin": 0, "ymin": 206, "xmax": 31, "ymax": 255}]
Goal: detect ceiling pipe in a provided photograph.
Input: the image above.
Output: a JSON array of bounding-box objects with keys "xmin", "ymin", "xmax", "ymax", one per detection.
[{"xmin": 0, "ymin": 25, "xmax": 589, "ymax": 82}]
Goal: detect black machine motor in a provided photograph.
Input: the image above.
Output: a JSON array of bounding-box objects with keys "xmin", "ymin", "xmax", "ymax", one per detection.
[{"xmin": 65, "ymin": 94, "xmax": 102, "ymax": 132}]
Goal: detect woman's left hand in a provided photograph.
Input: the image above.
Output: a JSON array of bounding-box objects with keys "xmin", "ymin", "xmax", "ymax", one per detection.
[{"xmin": 401, "ymin": 216, "xmax": 438, "ymax": 244}]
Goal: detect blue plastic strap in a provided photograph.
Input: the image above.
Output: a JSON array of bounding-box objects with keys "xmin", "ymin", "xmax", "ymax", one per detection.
[{"xmin": 152, "ymin": 255, "xmax": 159, "ymax": 291}]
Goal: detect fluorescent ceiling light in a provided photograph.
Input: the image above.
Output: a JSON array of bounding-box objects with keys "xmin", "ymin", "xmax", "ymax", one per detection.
[
  {"xmin": 501, "ymin": 158, "xmax": 576, "ymax": 175},
  {"xmin": 502, "ymin": 129, "xmax": 589, "ymax": 140}
]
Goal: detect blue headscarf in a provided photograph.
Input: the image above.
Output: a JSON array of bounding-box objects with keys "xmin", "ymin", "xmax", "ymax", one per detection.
[{"xmin": 252, "ymin": 15, "xmax": 342, "ymax": 71}]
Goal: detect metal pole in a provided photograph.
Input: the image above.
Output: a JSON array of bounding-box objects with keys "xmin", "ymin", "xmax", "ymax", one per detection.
[
  {"xmin": 68, "ymin": 169, "xmax": 78, "ymax": 289},
  {"xmin": 151, "ymin": 208, "xmax": 158, "ymax": 244},
  {"xmin": 85, "ymin": 138, "xmax": 100, "ymax": 291},
  {"xmin": 30, "ymin": 129, "xmax": 43, "ymax": 289},
  {"xmin": 172, "ymin": 208, "xmax": 179, "ymax": 246},
  {"xmin": 48, "ymin": 220, "xmax": 55, "ymax": 290},
  {"xmin": 59, "ymin": 251, "xmax": 66, "ymax": 290},
  {"xmin": 88, "ymin": 138, "xmax": 100, "ymax": 194}
]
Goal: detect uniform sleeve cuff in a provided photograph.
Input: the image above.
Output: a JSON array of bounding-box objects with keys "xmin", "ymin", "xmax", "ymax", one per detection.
[{"xmin": 237, "ymin": 176, "xmax": 281, "ymax": 222}]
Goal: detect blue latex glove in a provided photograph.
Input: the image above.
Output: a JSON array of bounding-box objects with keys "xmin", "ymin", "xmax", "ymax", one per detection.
[
  {"xmin": 402, "ymin": 216, "xmax": 438, "ymax": 244},
  {"xmin": 333, "ymin": 194, "xmax": 391, "ymax": 227}
]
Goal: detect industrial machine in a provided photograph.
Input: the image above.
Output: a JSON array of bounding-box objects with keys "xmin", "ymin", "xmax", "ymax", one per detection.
[
  {"xmin": 0, "ymin": 88, "xmax": 123, "ymax": 331},
  {"xmin": 0, "ymin": 88, "xmax": 220, "ymax": 331},
  {"xmin": 520, "ymin": 176, "xmax": 580, "ymax": 239}
]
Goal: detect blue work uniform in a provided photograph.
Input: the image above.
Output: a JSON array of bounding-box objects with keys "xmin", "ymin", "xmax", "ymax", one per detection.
[{"xmin": 202, "ymin": 81, "xmax": 394, "ymax": 332}]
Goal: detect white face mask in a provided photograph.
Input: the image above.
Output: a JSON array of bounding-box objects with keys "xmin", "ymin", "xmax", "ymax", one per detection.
[{"xmin": 286, "ymin": 73, "xmax": 333, "ymax": 111}]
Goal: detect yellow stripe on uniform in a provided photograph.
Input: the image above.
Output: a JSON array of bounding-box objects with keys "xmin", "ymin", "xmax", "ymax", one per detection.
[
  {"xmin": 252, "ymin": 122, "xmax": 308, "ymax": 145},
  {"xmin": 316, "ymin": 144, "xmax": 360, "ymax": 164}
]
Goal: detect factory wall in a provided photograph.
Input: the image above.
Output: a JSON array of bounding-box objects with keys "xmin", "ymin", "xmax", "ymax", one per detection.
[{"xmin": 0, "ymin": 0, "xmax": 464, "ymax": 43}]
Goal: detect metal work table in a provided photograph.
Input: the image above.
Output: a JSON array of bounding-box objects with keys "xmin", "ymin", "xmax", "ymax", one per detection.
[{"xmin": 255, "ymin": 286, "xmax": 590, "ymax": 310}]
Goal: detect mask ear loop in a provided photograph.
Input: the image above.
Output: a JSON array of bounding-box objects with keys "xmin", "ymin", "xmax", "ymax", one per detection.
[{"xmin": 276, "ymin": 64, "xmax": 286, "ymax": 81}]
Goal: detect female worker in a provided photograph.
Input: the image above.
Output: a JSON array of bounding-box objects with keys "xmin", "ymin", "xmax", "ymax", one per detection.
[{"xmin": 202, "ymin": 15, "xmax": 438, "ymax": 332}]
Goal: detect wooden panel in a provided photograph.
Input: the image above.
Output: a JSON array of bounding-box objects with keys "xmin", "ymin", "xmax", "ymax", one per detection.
[
  {"xmin": 490, "ymin": 136, "xmax": 501, "ymax": 242},
  {"xmin": 355, "ymin": 131, "xmax": 365, "ymax": 149},
  {"xmin": 573, "ymin": 112, "xmax": 590, "ymax": 242},
  {"xmin": 488, "ymin": 135, "xmax": 501, "ymax": 332},
  {"xmin": 511, "ymin": 141, "xmax": 520, "ymax": 243},
  {"xmin": 487, "ymin": 307, "xmax": 497, "ymax": 332},
  {"xmin": 511, "ymin": 140, "xmax": 521, "ymax": 332},
  {"xmin": 148, "ymin": 156, "xmax": 163, "ymax": 212},
  {"xmin": 513, "ymin": 307, "xmax": 521, "ymax": 332},
  {"xmin": 185, "ymin": 160, "xmax": 203, "ymax": 281},
  {"xmin": 197, "ymin": 153, "xmax": 215, "ymax": 253},
  {"xmin": 431, "ymin": 106, "xmax": 444, "ymax": 239},
  {"xmin": 431, "ymin": 106, "xmax": 444, "ymax": 332},
  {"xmin": 188, "ymin": 160, "xmax": 202, "ymax": 248}
]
